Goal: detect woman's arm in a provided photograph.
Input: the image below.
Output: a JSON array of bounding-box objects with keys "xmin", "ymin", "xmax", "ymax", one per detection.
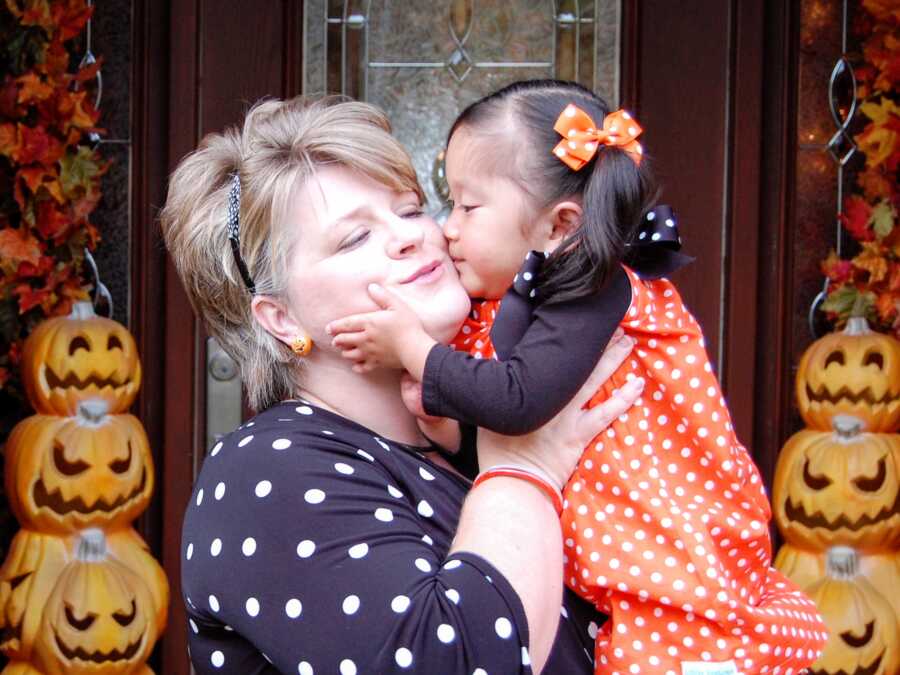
[{"xmin": 451, "ymin": 331, "xmax": 642, "ymax": 672}]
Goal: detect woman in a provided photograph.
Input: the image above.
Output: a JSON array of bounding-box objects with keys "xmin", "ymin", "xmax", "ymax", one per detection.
[{"xmin": 164, "ymin": 96, "xmax": 643, "ymax": 674}]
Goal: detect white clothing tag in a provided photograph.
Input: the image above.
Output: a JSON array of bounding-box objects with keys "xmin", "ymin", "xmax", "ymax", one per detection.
[{"xmin": 681, "ymin": 660, "xmax": 739, "ymax": 675}]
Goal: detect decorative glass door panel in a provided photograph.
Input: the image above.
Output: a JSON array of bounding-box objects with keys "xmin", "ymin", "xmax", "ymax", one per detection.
[{"xmin": 303, "ymin": 0, "xmax": 621, "ymax": 211}]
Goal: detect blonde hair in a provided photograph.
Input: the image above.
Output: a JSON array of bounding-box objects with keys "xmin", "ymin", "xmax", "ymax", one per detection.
[{"xmin": 160, "ymin": 96, "xmax": 424, "ymax": 411}]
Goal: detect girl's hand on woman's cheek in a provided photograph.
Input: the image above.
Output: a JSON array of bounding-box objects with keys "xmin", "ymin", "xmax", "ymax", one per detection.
[{"xmin": 326, "ymin": 284, "xmax": 436, "ymax": 375}]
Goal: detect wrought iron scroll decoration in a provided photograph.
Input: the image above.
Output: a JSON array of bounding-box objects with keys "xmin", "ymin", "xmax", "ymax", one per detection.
[
  {"xmin": 73, "ymin": 0, "xmax": 113, "ymax": 317},
  {"xmin": 808, "ymin": 0, "xmax": 858, "ymax": 338}
]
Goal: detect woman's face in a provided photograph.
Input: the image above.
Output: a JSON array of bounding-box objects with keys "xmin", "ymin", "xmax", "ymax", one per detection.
[{"xmin": 285, "ymin": 166, "xmax": 471, "ymax": 351}]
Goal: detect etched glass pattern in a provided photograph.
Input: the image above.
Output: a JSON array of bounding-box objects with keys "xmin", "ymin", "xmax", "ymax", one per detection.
[{"xmin": 303, "ymin": 0, "xmax": 621, "ymax": 213}]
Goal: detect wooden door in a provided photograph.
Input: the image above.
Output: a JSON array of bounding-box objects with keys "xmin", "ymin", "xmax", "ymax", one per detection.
[{"xmin": 135, "ymin": 2, "xmax": 788, "ymax": 671}]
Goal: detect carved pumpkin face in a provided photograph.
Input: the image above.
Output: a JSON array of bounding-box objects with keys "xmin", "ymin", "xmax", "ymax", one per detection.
[
  {"xmin": 807, "ymin": 547, "xmax": 900, "ymax": 675},
  {"xmin": 35, "ymin": 530, "xmax": 157, "ymax": 675},
  {"xmin": 797, "ymin": 317, "xmax": 900, "ymax": 432},
  {"xmin": 773, "ymin": 423, "xmax": 900, "ymax": 551},
  {"xmin": 21, "ymin": 302, "xmax": 142, "ymax": 416},
  {"xmin": 4, "ymin": 404, "xmax": 154, "ymax": 535},
  {"xmin": 0, "ymin": 530, "xmax": 69, "ymax": 660},
  {"xmin": 106, "ymin": 528, "xmax": 170, "ymax": 634}
]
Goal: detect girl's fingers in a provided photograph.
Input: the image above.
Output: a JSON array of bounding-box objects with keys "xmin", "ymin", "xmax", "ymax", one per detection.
[
  {"xmin": 339, "ymin": 349, "xmax": 365, "ymax": 362},
  {"xmin": 325, "ymin": 315, "xmax": 369, "ymax": 336},
  {"xmin": 332, "ymin": 333, "xmax": 363, "ymax": 349}
]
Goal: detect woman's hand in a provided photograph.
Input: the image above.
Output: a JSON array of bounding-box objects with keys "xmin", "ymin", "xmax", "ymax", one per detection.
[
  {"xmin": 400, "ymin": 372, "xmax": 462, "ymax": 452},
  {"xmin": 476, "ymin": 329, "xmax": 642, "ymax": 491}
]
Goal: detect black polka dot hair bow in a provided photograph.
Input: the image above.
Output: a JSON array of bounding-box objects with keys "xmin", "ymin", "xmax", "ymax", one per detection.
[
  {"xmin": 626, "ymin": 204, "xmax": 694, "ymax": 279},
  {"xmin": 511, "ymin": 251, "xmax": 547, "ymax": 300}
]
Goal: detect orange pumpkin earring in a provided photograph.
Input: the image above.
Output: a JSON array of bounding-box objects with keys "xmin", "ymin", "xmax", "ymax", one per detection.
[{"xmin": 291, "ymin": 334, "xmax": 313, "ymax": 357}]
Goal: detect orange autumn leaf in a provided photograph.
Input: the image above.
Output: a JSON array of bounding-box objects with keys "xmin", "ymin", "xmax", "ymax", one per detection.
[
  {"xmin": 18, "ymin": 165, "xmax": 64, "ymax": 203},
  {"xmin": 852, "ymin": 242, "xmax": 889, "ymax": 282},
  {"xmin": 876, "ymin": 292, "xmax": 899, "ymax": 322},
  {"xmin": 16, "ymin": 73, "xmax": 53, "ymax": 104},
  {"xmin": 858, "ymin": 98, "xmax": 900, "ymax": 170},
  {"xmin": 57, "ymin": 90, "xmax": 99, "ymax": 131},
  {"xmin": 0, "ymin": 122, "xmax": 17, "ymax": 156},
  {"xmin": 889, "ymin": 264, "xmax": 900, "ymax": 291},
  {"xmin": 857, "ymin": 167, "xmax": 895, "ymax": 201},
  {"xmin": 0, "ymin": 227, "xmax": 41, "ymax": 268},
  {"xmin": 863, "ymin": 0, "xmax": 900, "ymax": 23}
]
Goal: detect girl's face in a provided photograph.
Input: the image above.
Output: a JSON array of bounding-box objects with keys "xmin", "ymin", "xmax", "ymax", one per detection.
[
  {"xmin": 284, "ymin": 166, "xmax": 471, "ymax": 353},
  {"xmin": 442, "ymin": 127, "xmax": 545, "ymax": 300}
]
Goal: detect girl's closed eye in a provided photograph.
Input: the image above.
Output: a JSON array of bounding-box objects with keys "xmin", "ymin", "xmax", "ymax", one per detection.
[{"xmin": 338, "ymin": 228, "xmax": 370, "ymax": 251}]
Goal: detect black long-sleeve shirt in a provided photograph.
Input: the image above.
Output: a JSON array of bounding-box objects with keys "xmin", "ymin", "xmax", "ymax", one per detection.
[
  {"xmin": 181, "ymin": 400, "xmax": 602, "ymax": 674},
  {"xmin": 422, "ymin": 266, "xmax": 632, "ymax": 435}
]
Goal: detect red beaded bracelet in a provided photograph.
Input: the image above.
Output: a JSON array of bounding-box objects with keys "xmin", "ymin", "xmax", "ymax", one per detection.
[{"xmin": 473, "ymin": 465, "xmax": 564, "ymax": 515}]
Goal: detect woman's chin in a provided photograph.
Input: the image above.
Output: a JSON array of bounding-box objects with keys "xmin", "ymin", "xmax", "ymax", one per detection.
[{"xmin": 419, "ymin": 289, "xmax": 472, "ymax": 345}]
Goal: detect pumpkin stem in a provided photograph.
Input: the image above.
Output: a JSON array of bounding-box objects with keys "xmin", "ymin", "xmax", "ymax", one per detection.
[
  {"xmin": 825, "ymin": 546, "xmax": 859, "ymax": 579},
  {"xmin": 844, "ymin": 315, "xmax": 872, "ymax": 336},
  {"xmin": 832, "ymin": 414, "xmax": 864, "ymax": 438},
  {"xmin": 77, "ymin": 399, "xmax": 109, "ymax": 424},
  {"xmin": 75, "ymin": 528, "xmax": 107, "ymax": 562},
  {"xmin": 69, "ymin": 301, "xmax": 97, "ymax": 321}
]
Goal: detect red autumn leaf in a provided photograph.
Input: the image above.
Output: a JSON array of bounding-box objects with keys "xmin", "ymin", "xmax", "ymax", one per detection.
[
  {"xmin": 12, "ymin": 124, "xmax": 63, "ymax": 166},
  {"xmin": 54, "ymin": 0, "xmax": 93, "ymax": 41},
  {"xmin": 17, "ymin": 255, "xmax": 55, "ymax": 279},
  {"xmin": 0, "ymin": 77, "xmax": 19, "ymax": 117},
  {"xmin": 841, "ymin": 195, "xmax": 876, "ymax": 242},
  {"xmin": 821, "ymin": 250, "xmax": 855, "ymax": 284},
  {"xmin": 34, "ymin": 199, "xmax": 73, "ymax": 241},
  {"xmin": 13, "ymin": 282, "xmax": 51, "ymax": 314}
]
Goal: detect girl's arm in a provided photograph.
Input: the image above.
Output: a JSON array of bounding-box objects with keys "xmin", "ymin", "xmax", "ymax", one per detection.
[
  {"xmin": 422, "ymin": 272, "xmax": 630, "ymax": 435},
  {"xmin": 327, "ymin": 269, "xmax": 631, "ymax": 435}
]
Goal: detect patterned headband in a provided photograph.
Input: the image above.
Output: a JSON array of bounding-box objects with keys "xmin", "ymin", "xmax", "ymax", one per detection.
[
  {"xmin": 552, "ymin": 104, "xmax": 644, "ymax": 170},
  {"xmin": 226, "ymin": 173, "xmax": 256, "ymax": 294}
]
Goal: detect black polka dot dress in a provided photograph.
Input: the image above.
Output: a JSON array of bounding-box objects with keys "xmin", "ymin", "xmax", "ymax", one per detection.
[{"xmin": 181, "ymin": 401, "xmax": 603, "ymax": 674}]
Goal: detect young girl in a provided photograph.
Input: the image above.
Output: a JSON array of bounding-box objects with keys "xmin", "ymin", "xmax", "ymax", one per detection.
[{"xmin": 328, "ymin": 80, "xmax": 827, "ymax": 674}]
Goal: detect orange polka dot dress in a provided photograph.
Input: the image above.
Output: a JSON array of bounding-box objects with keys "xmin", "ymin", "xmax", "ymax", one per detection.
[{"xmin": 450, "ymin": 268, "xmax": 828, "ymax": 674}]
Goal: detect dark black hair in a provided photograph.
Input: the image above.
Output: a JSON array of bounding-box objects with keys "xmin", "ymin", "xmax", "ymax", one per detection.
[{"xmin": 449, "ymin": 79, "xmax": 657, "ymax": 304}]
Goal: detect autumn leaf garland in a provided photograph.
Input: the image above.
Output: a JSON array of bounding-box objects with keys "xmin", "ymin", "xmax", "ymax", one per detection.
[
  {"xmin": 821, "ymin": 0, "xmax": 900, "ymax": 330},
  {"xmin": 0, "ymin": 0, "xmax": 103, "ymax": 418}
]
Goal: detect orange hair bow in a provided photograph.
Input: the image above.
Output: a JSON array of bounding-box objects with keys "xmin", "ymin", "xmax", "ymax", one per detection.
[{"xmin": 552, "ymin": 104, "xmax": 643, "ymax": 170}]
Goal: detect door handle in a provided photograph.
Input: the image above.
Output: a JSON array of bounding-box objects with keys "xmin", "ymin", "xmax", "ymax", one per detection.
[{"xmin": 205, "ymin": 336, "xmax": 242, "ymax": 452}]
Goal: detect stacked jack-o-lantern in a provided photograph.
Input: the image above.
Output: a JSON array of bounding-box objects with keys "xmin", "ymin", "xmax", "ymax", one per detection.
[
  {"xmin": 0, "ymin": 302, "xmax": 168, "ymax": 674},
  {"xmin": 774, "ymin": 315, "xmax": 900, "ymax": 675}
]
